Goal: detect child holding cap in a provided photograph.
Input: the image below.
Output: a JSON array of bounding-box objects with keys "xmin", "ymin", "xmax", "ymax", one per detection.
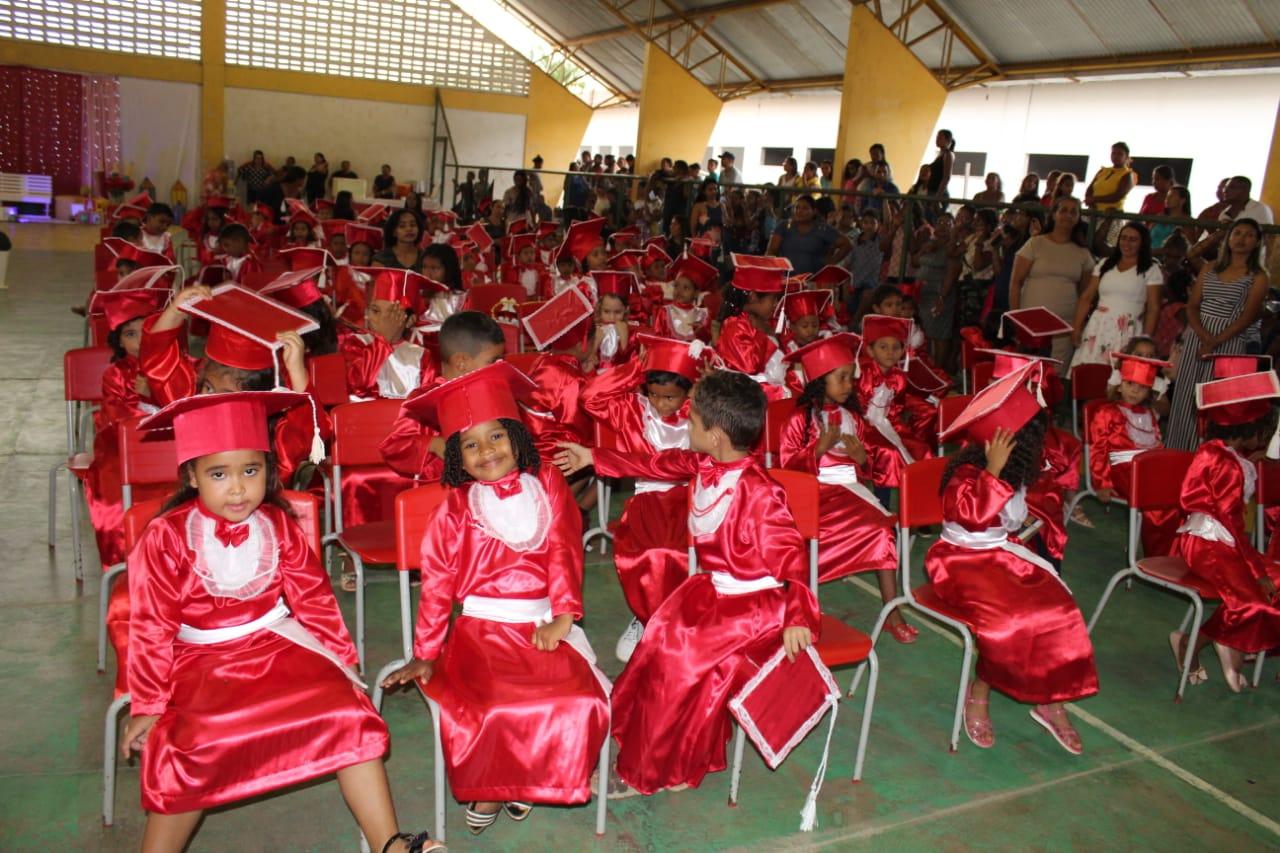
[
  {"xmin": 124, "ymin": 391, "xmax": 438, "ymax": 853},
  {"xmin": 857, "ymin": 314, "xmax": 936, "ymax": 493},
  {"xmin": 652, "ymin": 252, "xmax": 716, "ymax": 343},
  {"xmin": 717, "ymin": 254, "xmax": 793, "ymax": 400}
]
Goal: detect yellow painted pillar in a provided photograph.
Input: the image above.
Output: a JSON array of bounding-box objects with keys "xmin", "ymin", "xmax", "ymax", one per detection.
[
  {"xmin": 523, "ymin": 69, "xmax": 594, "ymax": 176},
  {"xmin": 635, "ymin": 44, "xmax": 723, "ymax": 179},
  {"xmin": 201, "ymin": 0, "xmax": 226, "ymax": 172},
  {"xmin": 1261, "ymin": 100, "xmax": 1280, "ymax": 280},
  {"xmin": 835, "ymin": 5, "xmax": 947, "ymax": 185}
]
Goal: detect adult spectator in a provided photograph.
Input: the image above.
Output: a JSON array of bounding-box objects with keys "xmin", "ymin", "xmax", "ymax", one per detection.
[
  {"xmin": 660, "ymin": 160, "xmax": 691, "ymax": 235},
  {"xmin": 718, "ymin": 151, "xmax": 740, "ymax": 186},
  {"xmin": 863, "ymin": 162, "xmax": 899, "ymax": 214},
  {"xmin": 840, "ymin": 158, "xmax": 864, "ymax": 209},
  {"xmin": 1166, "ymin": 218, "xmax": 1270, "ymax": 449},
  {"xmin": 528, "ymin": 154, "xmax": 547, "ymax": 214},
  {"xmin": 777, "ymin": 157, "xmax": 801, "ymax": 189},
  {"xmin": 925, "ymin": 129, "xmax": 956, "ymax": 212},
  {"xmin": 624, "ymin": 154, "xmax": 636, "ymax": 175},
  {"xmin": 1008, "ymin": 195, "xmax": 1095, "ymax": 366},
  {"xmin": 1192, "ymin": 176, "xmax": 1276, "ymax": 265},
  {"xmin": 237, "ymin": 150, "xmax": 275, "ymax": 205},
  {"xmin": 372, "ymin": 164, "xmax": 397, "ymax": 199},
  {"xmin": 328, "ymin": 159, "xmax": 357, "ymax": 196},
  {"xmin": 799, "ymin": 161, "xmax": 822, "ymax": 197},
  {"xmin": 452, "ymin": 171, "xmax": 477, "ymax": 220},
  {"xmin": 689, "ymin": 162, "xmax": 702, "ymax": 182},
  {"xmin": 1198, "ymin": 178, "xmax": 1230, "ymax": 221},
  {"xmin": 705, "ymin": 159, "xmax": 719, "ymax": 183},
  {"xmin": 503, "ymin": 170, "xmax": 535, "ymax": 228},
  {"xmin": 257, "ymin": 165, "xmax": 307, "ymax": 223},
  {"xmin": 332, "ymin": 190, "xmax": 357, "ymax": 221},
  {"xmin": 1070, "ymin": 222, "xmax": 1163, "ymax": 367},
  {"xmin": 1139, "ymin": 164, "xmax": 1175, "ymax": 215},
  {"xmin": 202, "ymin": 160, "xmax": 234, "ymax": 202},
  {"xmin": 562, "ymin": 163, "xmax": 590, "ymax": 224},
  {"xmin": 767, "ymin": 194, "xmax": 851, "ymax": 275},
  {"xmin": 373, "ymin": 208, "xmax": 427, "ymax": 271},
  {"xmin": 274, "ymin": 156, "xmax": 298, "ymax": 183},
  {"xmin": 1085, "ymin": 141, "xmax": 1135, "ymax": 249},
  {"xmin": 867, "ymin": 143, "xmax": 892, "ymax": 182},
  {"xmin": 1149, "ymin": 185, "xmax": 1196, "ymax": 250},
  {"xmin": 1040, "ymin": 171, "xmax": 1062, "ymax": 207},
  {"xmin": 1011, "ymin": 173, "xmax": 1041, "ymax": 205},
  {"xmin": 690, "ymin": 178, "xmax": 724, "ymax": 236},
  {"xmin": 305, "ymin": 152, "xmax": 328, "ymax": 205},
  {"xmin": 973, "ymin": 173, "xmax": 1004, "ymax": 206},
  {"xmin": 819, "ymin": 160, "xmax": 834, "ymax": 190}
]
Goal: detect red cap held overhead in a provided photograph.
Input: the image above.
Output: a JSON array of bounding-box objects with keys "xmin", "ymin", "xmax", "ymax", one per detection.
[
  {"xmin": 940, "ymin": 362, "xmax": 1046, "ymax": 444},
  {"xmin": 669, "ymin": 252, "xmax": 719, "ymax": 291},
  {"xmin": 400, "ymin": 361, "xmax": 537, "ymax": 438},
  {"xmin": 1000, "ymin": 307, "xmax": 1072, "ymax": 348},
  {"xmin": 180, "ymin": 285, "xmax": 321, "ymax": 372},
  {"xmin": 280, "ymin": 246, "xmax": 334, "ymax": 271},
  {"xmin": 731, "ymin": 253, "xmax": 791, "ymax": 293}
]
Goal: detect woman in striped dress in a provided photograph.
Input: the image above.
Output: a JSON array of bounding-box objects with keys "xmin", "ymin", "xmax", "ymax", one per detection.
[{"xmin": 1166, "ymin": 219, "xmax": 1270, "ymax": 450}]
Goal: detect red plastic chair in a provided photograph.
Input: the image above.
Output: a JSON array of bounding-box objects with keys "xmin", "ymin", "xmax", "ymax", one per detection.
[
  {"xmin": 1086, "ymin": 449, "xmax": 1211, "ymax": 700},
  {"xmin": 306, "ymin": 351, "xmax": 350, "ymax": 408},
  {"xmin": 958, "ymin": 326, "xmax": 988, "ymax": 394},
  {"xmin": 48, "ymin": 347, "xmax": 115, "ymax": 582},
  {"xmin": 970, "ymin": 360, "xmax": 994, "ymax": 393},
  {"xmin": 1064, "ymin": 399, "xmax": 1124, "ymax": 520},
  {"xmin": 463, "ymin": 283, "xmax": 527, "ymax": 316},
  {"xmin": 762, "ymin": 397, "xmax": 799, "ymax": 468},
  {"xmin": 584, "ymin": 419, "xmax": 622, "ymax": 553},
  {"xmin": 1254, "ymin": 459, "xmax": 1280, "ymax": 552},
  {"xmin": 724, "ymin": 469, "xmax": 878, "ymax": 806},
  {"xmin": 93, "ymin": 243, "xmax": 114, "ymax": 271},
  {"xmin": 935, "ymin": 394, "xmax": 973, "ymax": 455},
  {"xmin": 1069, "ymin": 362, "xmax": 1112, "ymax": 438},
  {"xmin": 503, "ymin": 351, "xmax": 541, "ymax": 377},
  {"xmin": 322, "ymin": 399, "xmax": 413, "ymax": 673}
]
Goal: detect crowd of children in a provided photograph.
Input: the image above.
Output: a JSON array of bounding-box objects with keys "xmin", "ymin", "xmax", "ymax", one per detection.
[{"xmin": 70, "ymin": 180, "xmax": 1279, "ymax": 851}]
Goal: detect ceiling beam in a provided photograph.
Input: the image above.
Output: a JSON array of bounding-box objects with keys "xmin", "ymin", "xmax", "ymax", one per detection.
[
  {"xmin": 563, "ymin": 0, "xmax": 797, "ymax": 46},
  {"xmin": 989, "ymin": 42, "xmax": 1280, "ymax": 79}
]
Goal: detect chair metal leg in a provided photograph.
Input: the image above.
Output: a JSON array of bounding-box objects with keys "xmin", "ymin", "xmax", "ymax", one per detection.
[
  {"xmin": 949, "ymin": 631, "xmax": 975, "ymax": 753},
  {"xmin": 1086, "ymin": 569, "xmax": 1135, "ymax": 633},
  {"xmin": 728, "ymin": 725, "xmax": 746, "ymax": 806},
  {"xmin": 98, "ymin": 562, "xmax": 127, "ymax": 672},
  {"xmin": 852, "ymin": 651, "xmax": 879, "ymax": 781},
  {"xmin": 1177, "ymin": 596, "xmax": 1204, "ymax": 702},
  {"xmin": 427, "ymin": 697, "xmax": 447, "ymax": 843},
  {"xmin": 47, "ymin": 462, "xmax": 60, "ymax": 548},
  {"xmin": 354, "ymin": 552, "xmax": 366, "ymax": 675},
  {"xmin": 595, "ymin": 723, "xmax": 610, "ymax": 836},
  {"xmin": 1252, "ymin": 651, "xmax": 1267, "ymax": 688},
  {"xmin": 1177, "ymin": 603, "xmax": 1194, "ymax": 634},
  {"xmin": 103, "ymin": 693, "xmax": 131, "ymax": 826},
  {"xmin": 370, "ymin": 658, "xmax": 407, "ymax": 713},
  {"xmin": 68, "ymin": 470, "xmax": 84, "ymax": 583},
  {"xmin": 398, "ymin": 572, "xmax": 413, "ymax": 664},
  {"xmin": 847, "ymin": 595, "xmax": 906, "ymax": 698}
]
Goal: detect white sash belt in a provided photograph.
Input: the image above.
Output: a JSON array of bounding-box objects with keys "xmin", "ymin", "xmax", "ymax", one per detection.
[
  {"xmin": 938, "ymin": 523, "xmax": 1070, "ymax": 593},
  {"xmin": 177, "ymin": 597, "xmax": 366, "ymax": 688},
  {"xmin": 819, "ymin": 465, "xmax": 894, "ymax": 518},
  {"xmin": 461, "ymin": 595, "xmax": 613, "ymax": 694},
  {"xmin": 1108, "ymin": 449, "xmax": 1144, "ymax": 466},
  {"xmin": 1176, "ymin": 512, "xmax": 1235, "ymax": 546},
  {"xmin": 711, "ymin": 571, "xmax": 784, "ymax": 595},
  {"xmin": 866, "ymin": 409, "xmax": 914, "ymax": 464},
  {"xmin": 634, "ymin": 478, "xmax": 679, "ymax": 495}
]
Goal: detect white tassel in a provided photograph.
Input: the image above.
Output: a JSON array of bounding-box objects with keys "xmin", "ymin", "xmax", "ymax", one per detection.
[
  {"xmin": 1268, "ymin": 420, "xmax": 1280, "ymax": 460},
  {"xmin": 307, "ymin": 395, "xmax": 326, "ymax": 465},
  {"xmin": 1035, "ymin": 381, "xmax": 1046, "ymax": 408},
  {"xmin": 688, "ymin": 339, "xmax": 705, "ymax": 360},
  {"xmin": 798, "ymin": 699, "xmax": 839, "ymax": 832}
]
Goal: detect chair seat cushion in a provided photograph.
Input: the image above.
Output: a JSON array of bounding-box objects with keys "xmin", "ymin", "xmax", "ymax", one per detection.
[
  {"xmin": 815, "ymin": 613, "xmax": 872, "ymax": 666},
  {"xmin": 1136, "ymin": 556, "xmax": 1219, "ymax": 599},
  {"xmin": 336, "ymin": 519, "xmax": 397, "ymax": 564},
  {"xmin": 913, "ymin": 582, "xmax": 976, "ymax": 629}
]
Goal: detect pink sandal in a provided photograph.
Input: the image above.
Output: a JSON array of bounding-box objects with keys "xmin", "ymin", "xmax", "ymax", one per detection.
[
  {"xmin": 963, "ymin": 684, "xmax": 994, "ymax": 749},
  {"xmin": 1030, "ymin": 705, "xmax": 1083, "ymax": 755},
  {"xmin": 888, "ymin": 622, "xmax": 919, "ymax": 644}
]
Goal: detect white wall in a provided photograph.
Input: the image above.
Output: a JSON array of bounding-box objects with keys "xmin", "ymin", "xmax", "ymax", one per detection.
[
  {"xmin": 442, "ymin": 108, "xmax": 526, "ymax": 198},
  {"xmin": 118, "ymin": 77, "xmax": 200, "ymax": 204},
  {"xmin": 222, "ymin": 88, "xmax": 435, "ymax": 192}
]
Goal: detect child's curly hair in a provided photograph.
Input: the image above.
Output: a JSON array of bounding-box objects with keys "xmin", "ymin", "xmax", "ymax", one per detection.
[
  {"xmin": 797, "ymin": 373, "xmax": 863, "ymax": 431},
  {"xmin": 941, "ymin": 414, "xmax": 1046, "ymax": 493},
  {"xmin": 442, "ymin": 418, "xmax": 541, "ymax": 488}
]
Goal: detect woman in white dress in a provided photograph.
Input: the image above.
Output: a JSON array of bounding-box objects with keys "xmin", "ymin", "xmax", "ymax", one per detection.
[{"xmin": 1070, "ymin": 222, "xmax": 1163, "ymax": 367}]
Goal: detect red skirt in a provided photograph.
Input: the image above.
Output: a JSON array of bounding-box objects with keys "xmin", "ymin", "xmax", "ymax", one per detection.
[
  {"xmin": 611, "ymin": 487, "xmax": 689, "ymax": 623},
  {"xmin": 141, "ymin": 633, "xmax": 388, "ymax": 814},
  {"xmin": 1024, "ymin": 483, "xmax": 1068, "ymax": 560},
  {"xmin": 1176, "ymin": 534, "xmax": 1280, "ymax": 652},
  {"xmin": 611, "ymin": 575, "xmax": 789, "ymax": 794},
  {"xmin": 815, "ymin": 482, "xmax": 897, "ymax": 582},
  {"xmin": 433, "ymin": 617, "xmax": 610, "ymax": 804},
  {"xmin": 924, "ymin": 541, "xmax": 1098, "ymax": 704}
]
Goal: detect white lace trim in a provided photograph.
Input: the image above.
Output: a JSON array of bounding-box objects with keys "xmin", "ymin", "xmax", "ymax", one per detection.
[
  {"xmin": 639, "ymin": 395, "xmax": 690, "ymax": 451},
  {"xmin": 689, "ymin": 469, "xmax": 743, "ymax": 538},
  {"xmin": 468, "ymin": 473, "xmax": 550, "ymax": 552},
  {"xmin": 185, "ymin": 510, "xmax": 279, "ymax": 601},
  {"xmin": 666, "ymin": 303, "xmax": 707, "ymax": 340},
  {"xmin": 1119, "ymin": 406, "xmax": 1159, "ymax": 449},
  {"xmin": 1228, "ymin": 445, "xmax": 1257, "ymax": 504}
]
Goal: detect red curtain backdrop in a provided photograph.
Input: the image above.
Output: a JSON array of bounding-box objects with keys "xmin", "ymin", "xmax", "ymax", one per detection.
[{"xmin": 0, "ymin": 65, "xmax": 86, "ymax": 195}]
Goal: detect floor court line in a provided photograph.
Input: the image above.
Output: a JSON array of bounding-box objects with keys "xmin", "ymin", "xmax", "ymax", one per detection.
[{"xmin": 842, "ymin": 574, "xmax": 1280, "ymax": 839}]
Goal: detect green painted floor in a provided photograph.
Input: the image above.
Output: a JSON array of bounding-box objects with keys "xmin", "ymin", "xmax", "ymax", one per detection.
[{"xmin": 1, "ymin": 228, "xmax": 1278, "ymax": 852}]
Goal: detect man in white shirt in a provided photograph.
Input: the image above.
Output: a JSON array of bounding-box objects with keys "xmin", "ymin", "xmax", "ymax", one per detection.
[
  {"xmin": 718, "ymin": 152, "xmax": 741, "ymax": 186},
  {"xmin": 1218, "ymin": 175, "xmax": 1274, "ymax": 263}
]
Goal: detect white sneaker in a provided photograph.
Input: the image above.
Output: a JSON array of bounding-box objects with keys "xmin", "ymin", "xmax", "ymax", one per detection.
[{"xmin": 615, "ymin": 618, "xmax": 645, "ymax": 663}]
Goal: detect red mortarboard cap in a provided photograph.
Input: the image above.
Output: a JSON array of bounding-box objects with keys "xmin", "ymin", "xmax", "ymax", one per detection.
[
  {"xmin": 784, "ymin": 332, "xmax": 862, "ymax": 381},
  {"xmin": 1208, "ymin": 354, "xmax": 1266, "ymax": 379},
  {"xmin": 280, "ymin": 246, "xmax": 334, "ymax": 271},
  {"xmin": 861, "ymin": 313, "xmax": 911, "ymax": 344},
  {"xmin": 731, "ymin": 253, "xmax": 791, "ymax": 293},
  {"xmin": 637, "ymin": 333, "xmax": 709, "ymax": 382},
  {"xmin": 357, "ymin": 202, "xmax": 392, "ymax": 225},
  {"xmin": 608, "ymin": 249, "xmax": 646, "ymax": 272},
  {"xmin": 361, "ymin": 268, "xmax": 438, "ymax": 313},
  {"xmin": 536, "ymin": 220, "xmax": 559, "ymax": 239},
  {"xmin": 609, "ymin": 225, "xmax": 641, "ymax": 250},
  {"xmin": 503, "ymin": 232, "xmax": 537, "ymax": 258},
  {"xmin": 179, "ymin": 285, "xmax": 321, "ymax": 371},
  {"xmin": 139, "ymin": 390, "xmax": 311, "ymax": 464},
  {"xmin": 906, "ymin": 357, "xmax": 951, "ymax": 396},
  {"xmin": 1000, "ymin": 307, "xmax": 1072, "ymax": 347},
  {"xmin": 343, "ymin": 222, "xmax": 384, "ymax": 251},
  {"xmin": 521, "ymin": 286, "xmax": 595, "ymax": 351},
  {"xmin": 782, "ymin": 289, "xmax": 834, "ymax": 323},
  {"xmin": 558, "ymin": 217, "xmax": 606, "ymax": 265},
  {"xmin": 507, "ymin": 219, "xmax": 531, "ymax": 236},
  {"xmin": 1112, "ymin": 352, "xmax": 1171, "ymax": 388},
  {"xmin": 1196, "ymin": 370, "xmax": 1280, "ymax": 426},
  {"xmin": 252, "ymin": 202, "xmax": 274, "ymax": 220},
  {"xmin": 111, "ymin": 192, "xmax": 151, "ymax": 220},
  {"xmin": 976, "ymin": 348, "xmax": 1061, "ymax": 381},
  {"xmin": 104, "ymin": 238, "xmax": 171, "ymax": 269},
  {"xmin": 285, "ymin": 199, "xmax": 319, "ymax": 229},
  {"xmin": 591, "ymin": 269, "xmax": 638, "ymax": 300},
  {"xmin": 940, "ymin": 362, "xmax": 1045, "ymax": 444},
  {"xmin": 400, "ymin": 360, "xmax": 536, "ymax": 438},
  {"xmin": 259, "ymin": 269, "xmax": 325, "ymax": 309},
  {"xmin": 808, "ymin": 265, "xmax": 851, "ymax": 290},
  {"xmin": 315, "ymin": 198, "xmax": 335, "ymax": 213},
  {"xmin": 320, "ymin": 219, "xmax": 347, "ymax": 241},
  {"xmin": 111, "ymin": 264, "xmax": 181, "ymax": 293},
  {"xmin": 206, "ymin": 195, "xmax": 234, "ymax": 211},
  {"xmin": 88, "ymin": 287, "xmax": 172, "ymax": 331},
  {"xmin": 643, "ymin": 241, "xmax": 672, "ymax": 270},
  {"xmin": 465, "ymin": 222, "xmax": 493, "ymax": 253},
  {"xmin": 669, "ymin": 252, "xmax": 719, "ymax": 291},
  {"xmin": 689, "ymin": 236, "xmax": 717, "ymax": 259}
]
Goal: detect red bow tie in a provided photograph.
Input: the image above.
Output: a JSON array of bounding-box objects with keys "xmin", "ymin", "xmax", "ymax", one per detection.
[
  {"xmin": 487, "ymin": 471, "xmax": 524, "ymax": 498},
  {"xmin": 214, "ymin": 519, "xmax": 250, "ymax": 548}
]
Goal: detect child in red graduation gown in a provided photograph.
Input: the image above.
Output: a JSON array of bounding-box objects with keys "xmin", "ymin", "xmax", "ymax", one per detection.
[
  {"xmin": 582, "ymin": 335, "xmax": 704, "ymax": 661},
  {"xmin": 779, "ymin": 334, "xmax": 910, "ymax": 640},
  {"xmin": 1088, "ymin": 351, "xmax": 1179, "ymax": 557},
  {"xmin": 581, "ymin": 271, "xmax": 638, "ymax": 374},
  {"xmin": 856, "ymin": 314, "xmax": 935, "ymax": 490},
  {"xmin": 124, "ymin": 391, "xmax": 438, "ymax": 853},
  {"xmin": 340, "ymin": 269, "xmax": 445, "ymax": 399},
  {"xmin": 652, "ymin": 252, "xmax": 716, "ymax": 343},
  {"xmin": 1170, "ymin": 366, "xmax": 1280, "ymax": 693},
  {"xmin": 717, "ymin": 254, "xmax": 792, "ymax": 401},
  {"xmin": 777, "ymin": 289, "xmax": 835, "ymax": 396},
  {"xmin": 380, "ymin": 363, "xmax": 610, "ymax": 833},
  {"xmin": 556, "ymin": 370, "xmax": 821, "ymax": 796},
  {"xmin": 927, "ymin": 366, "xmax": 1098, "ymax": 754}
]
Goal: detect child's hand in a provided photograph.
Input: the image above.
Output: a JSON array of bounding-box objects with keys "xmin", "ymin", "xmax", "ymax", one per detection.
[
  {"xmin": 369, "ymin": 303, "xmax": 408, "ymax": 344},
  {"xmin": 782, "ymin": 626, "xmax": 813, "ymax": 663},
  {"xmin": 134, "ymin": 375, "xmax": 151, "ymax": 397},
  {"xmin": 379, "ymin": 658, "xmax": 434, "ymax": 689},
  {"xmin": 815, "ymin": 423, "xmax": 842, "ymax": 457},
  {"xmin": 533, "ymin": 613, "xmax": 574, "ymax": 652},
  {"xmin": 840, "ymin": 433, "xmax": 868, "ymax": 465},
  {"xmin": 1260, "ymin": 575, "xmax": 1278, "ymax": 602},
  {"xmin": 984, "ymin": 427, "xmax": 1017, "ymax": 477},
  {"xmin": 555, "ymin": 441, "xmax": 594, "ymax": 475},
  {"xmin": 1096, "ymin": 487, "xmax": 1113, "ymax": 504},
  {"xmin": 121, "ymin": 714, "xmax": 159, "ymax": 758},
  {"xmin": 277, "ymin": 330, "xmax": 308, "ymax": 391},
  {"xmin": 155, "ymin": 285, "xmax": 212, "ymax": 331}
]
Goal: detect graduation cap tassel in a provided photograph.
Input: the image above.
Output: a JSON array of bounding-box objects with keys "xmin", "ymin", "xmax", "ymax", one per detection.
[
  {"xmin": 798, "ymin": 699, "xmax": 839, "ymax": 832},
  {"xmin": 1268, "ymin": 418, "xmax": 1280, "ymax": 461}
]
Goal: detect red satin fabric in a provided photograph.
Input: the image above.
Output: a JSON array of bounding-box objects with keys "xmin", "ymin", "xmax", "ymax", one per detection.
[
  {"xmin": 338, "ymin": 329, "xmax": 431, "ymax": 400},
  {"xmin": 1174, "ymin": 441, "xmax": 1280, "ymax": 652},
  {"xmin": 1024, "ymin": 426, "xmax": 1079, "ymax": 560},
  {"xmin": 592, "ymin": 449, "xmax": 821, "ymax": 793},
  {"xmin": 651, "ymin": 301, "xmax": 711, "ymax": 343},
  {"xmin": 522, "ymin": 353, "xmax": 592, "ymax": 460},
  {"xmin": 1088, "ymin": 402, "xmax": 1179, "ymax": 556},
  {"xmin": 414, "ymin": 466, "xmax": 608, "ymax": 803},
  {"xmin": 779, "ymin": 406, "xmax": 897, "ymax": 581},
  {"xmin": 854, "ymin": 359, "xmax": 935, "ymax": 488},
  {"xmin": 128, "ymin": 501, "xmax": 386, "ymax": 813},
  {"xmin": 924, "ymin": 465, "xmax": 1099, "ymax": 704},
  {"xmin": 716, "ymin": 314, "xmax": 789, "ymax": 401},
  {"xmin": 582, "ymin": 360, "xmax": 689, "ymax": 621}
]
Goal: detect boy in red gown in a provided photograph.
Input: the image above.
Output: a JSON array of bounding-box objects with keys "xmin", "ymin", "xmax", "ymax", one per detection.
[{"xmin": 716, "ymin": 254, "xmax": 792, "ymax": 401}]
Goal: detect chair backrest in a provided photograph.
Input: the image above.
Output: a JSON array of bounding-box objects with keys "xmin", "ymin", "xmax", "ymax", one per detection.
[
  {"xmin": 394, "ymin": 483, "xmax": 451, "ymax": 571},
  {"xmin": 958, "ymin": 326, "xmax": 985, "ymax": 371},
  {"xmin": 122, "ymin": 497, "xmax": 166, "ymax": 552},
  {"xmin": 1130, "ymin": 448, "xmax": 1193, "ymax": 512},
  {"xmin": 88, "ymin": 314, "xmax": 112, "ymax": 348},
  {"xmin": 766, "ymin": 469, "xmax": 820, "ymax": 539},
  {"xmin": 306, "ymin": 352, "xmax": 350, "ymax": 408},
  {"xmin": 899, "ymin": 457, "xmax": 950, "ymax": 529},
  {"xmin": 93, "ymin": 243, "xmax": 114, "ymax": 271},
  {"xmin": 970, "ymin": 360, "xmax": 994, "ymax": 392},
  {"xmin": 503, "ymin": 351, "xmax": 542, "ymax": 378},
  {"xmin": 501, "ymin": 322, "xmax": 521, "ymax": 354},
  {"xmin": 1071, "ymin": 362, "xmax": 1112, "ymax": 402},
  {"xmin": 282, "ymin": 489, "xmax": 323, "ymax": 557},
  {"xmin": 464, "ymin": 284, "xmax": 528, "ymax": 315},
  {"xmin": 700, "ymin": 289, "xmax": 723, "ymax": 321},
  {"xmin": 762, "ymin": 398, "xmax": 799, "ymax": 463},
  {"xmin": 118, "ymin": 417, "xmax": 179, "ymax": 491},
  {"xmin": 1081, "ymin": 398, "xmax": 1109, "ymax": 447},
  {"xmin": 328, "ymin": 399, "xmax": 403, "ymax": 467},
  {"xmin": 936, "ymin": 394, "xmax": 972, "ymax": 440},
  {"xmin": 1258, "ymin": 459, "xmax": 1280, "ymax": 508},
  {"xmin": 63, "ymin": 347, "xmax": 114, "ymax": 403}
]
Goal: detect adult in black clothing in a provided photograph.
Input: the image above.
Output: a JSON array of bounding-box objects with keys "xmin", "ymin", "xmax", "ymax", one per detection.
[
  {"xmin": 331, "ymin": 160, "xmax": 357, "ymax": 182},
  {"xmin": 1011, "ymin": 173, "xmax": 1041, "ymax": 206},
  {"xmin": 257, "ymin": 165, "xmax": 307, "ymax": 223},
  {"xmin": 373, "ymin": 208, "xmax": 426, "ymax": 271},
  {"xmin": 373, "ymin": 164, "xmax": 396, "ymax": 199},
  {"xmin": 237, "ymin": 150, "xmax": 275, "ymax": 205},
  {"xmin": 305, "ymin": 153, "xmax": 329, "ymax": 204},
  {"xmin": 332, "ymin": 191, "xmax": 357, "ymax": 221},
  {"xmin": 660, "ymin": 160, "xmax": 691, "ymax": 236},
  {"xmin": 925, "ymin": 129, "xmax": 955, "ymax": 221}
]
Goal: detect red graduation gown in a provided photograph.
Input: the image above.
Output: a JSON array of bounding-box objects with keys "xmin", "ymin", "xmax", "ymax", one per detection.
[
  {"xmin": 779, "ymin": 405, "xmax": 897, "ymax": 582},
  {"xmin": 1087, "ymin": 401, "xmax": 1179, "ymax": 557},
  {"xmin": 651, "ymin": 301, "xmax": 711, "ymax": 343},
  {"xmin": 716, "ymin": 314, "xmax": 791, "ymax": 401},
  {"xmin": 923, "ymin": 465, "xmax": 1098, "ymax": 704},
  {"xmin": 337, "ymin": 328, "xmax": 431, "ymax": 401},
  {"xmin": 413, "ymin": 467, "xmax": 609, "ymax": 803},
  {"xmin": 592, "ymin": 449, "xmax": 821, "ymax": 795},
  {"xmin": 854, "ymin": 359, "xmax": 934, "ymax": 488},
  {"xmin": 1173, "ymin": 441, "xmax": 1280, "ymax": 652},
  {"xmin": 1024, "ymin": 426, "xmax": 1078, "ymax": 561},
  {"xmin": 128, "ymin": 501, "xmax": 387, "ymax": 814},
  {"xmin": 582, "ymin": 359, "xmax": 690, "ymax": 622}
]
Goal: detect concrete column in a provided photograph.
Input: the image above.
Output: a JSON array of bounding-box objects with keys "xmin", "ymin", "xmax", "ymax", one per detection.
[
  {"xmin": 635, "ymin": 44, "xmax": 723, "ymax": 178},
  {"xmin": 201, "ymin": 0, "xmax": 226, "ymax": 173}
]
